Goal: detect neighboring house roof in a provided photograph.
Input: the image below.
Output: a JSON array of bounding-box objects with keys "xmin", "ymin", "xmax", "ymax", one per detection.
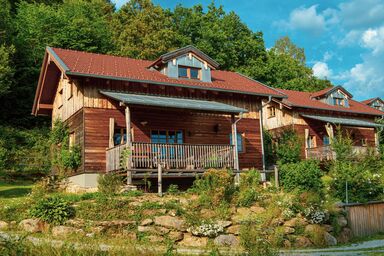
[
  {"xmin": 48, "ymin": 47, "xmax": 285, "ymax": 98},
  {"xmin": 150, "ymin": 45, "xmax": 220, "ymax": 69},
  {"xmin": 277, "ymin": 88, "xmax": 384, "ymax": 116},
  {"xmin": 310, "ymin": 85, "xmax": 353, "ymax": 99},
  {"xmin": 361, "ymin": 97, "xmax": 384, "ymax": 105}
]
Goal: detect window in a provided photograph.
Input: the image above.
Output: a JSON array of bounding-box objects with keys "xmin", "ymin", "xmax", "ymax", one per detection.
[
  {"xmin": 178, "ymin": 66, "xmax": 201, "ymax": 80},
  {"xmin": 307, "ymin": 135, "xmax": 316, "ymax": 148},
  {"xmin": 268, "ymin": 107, "xmax": 276, "ymax": 118},
  {"xmin": 66, "ymin": 82, "xmax": 73, "ymax": 100},
  {"xmin": 230, "ymin": 133, "xmax": 244, "ymax": 153},
  {"xmin": 113, "ymin": 128, "xmax": 127, "ymax": 146},
  {"xmin": 58, "ymin": 89, "xmax": 63, "ymax": 108},
  {"xmin": 151, "ymin": 130, "xmax": 183, "ymax": 144},
  {"xmin": 323, "ymin": 136, "xmax": 330, "ymax": 146},
  {"xmin": 333, "ymin": 98, "xmax": 345, "ymax": 106}
]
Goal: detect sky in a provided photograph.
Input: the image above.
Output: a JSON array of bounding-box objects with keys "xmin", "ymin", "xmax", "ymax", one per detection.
[{"xmin": 112, "ymin": 0, "xmax": 384, "ymax": 100}]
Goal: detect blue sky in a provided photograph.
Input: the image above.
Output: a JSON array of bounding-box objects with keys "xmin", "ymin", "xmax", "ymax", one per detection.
[{"xmin": 112, "ymin": 0, "xmax": 384, "ymax": 100}]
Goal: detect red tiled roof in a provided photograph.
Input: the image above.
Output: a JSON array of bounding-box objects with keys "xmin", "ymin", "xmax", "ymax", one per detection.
[
  {"xmin": 361, "ymin": 98, "xmax": 380, "ymax": 105},
  {"xmin": 310, "ymin": 87, "xmax": 334, "ymax": 98},
  {"xmin": 49, "ymin": 47, "xmax": 285, "ymax": 97},
  {"xmin": 277, "ymin": 89, "xmax": 384, "ymax": 116}
]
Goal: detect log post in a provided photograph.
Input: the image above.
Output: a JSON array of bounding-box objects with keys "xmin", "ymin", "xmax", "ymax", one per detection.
[
  {"xmin": 109, "ymin": 118, "xmax": 114, "ymax": 148},
  {"xmin": 231, "ymin": 114, "xmax": 240, "ymax": 184},
  {"xmin": 274, "ymin": 165, "xmax": 279, "ymax": 188},
  {"xmin": 125, "ymin": 106, "xmax": 132, "ymax": 185},
  {"xmin": 158, "ymin": 163, "xmax": 162, "ymax": 197}
]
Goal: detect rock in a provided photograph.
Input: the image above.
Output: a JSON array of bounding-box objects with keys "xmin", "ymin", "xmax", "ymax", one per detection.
[
  {"xmin": 141, "ymin": 219, "xmax": 153, "ymax": 226},
  {"xmin": 283, "ymin": 239, "xmax": 292, "ymax": 248},
  {"xmin": 154, "ymin": 216, "xmax": 186, "ymax": 231},
  {"xmin": 52, "ymin": 226, "xmax": 84, "ymax": 237},
  {"xmin": 217, "ymin": 220, "xmax": 232, "ymax": 228},
  {"xmin": 86, "ymin": 233, "xmax": 95, "ymax": 238},
  {"xmin": 200, "ymin": 209, "xmax": 216, "ymax": 219},
  {"xmin": 294, "ymin": 236, "xmax": 313, "ymax": 248},
  {"xmin": 284, "ymin": 217, "xmax": 307, "ymax": 228},
  {"xmin": 10, "ymin": 221, "xmax": 16, "ymax": 226},
  {"xmin": 337, "ymin": 216, "xmax": 348, "ymax": 228},
  {"xmin": 138, "ymin": 225, "xmax": 170, "ymax": 235},
  {"xmin": 95, "ymin": 220, "xmax": 135, "ymax": 229},
  {"xmin": 158, "ymin": 209, "xmax": 167, "ymax": 215},
  {"xmin": 91, "ymin": 226, "xmax": 105, "ymax": 234},
  {"xmin": 324, "ymin": 232, "xmax": 337, "ymax": 246},
  {"xmin": 19, "ymin": 219, "xmax": 48, "ymax": 233},
  {"xmin": 323, "ymin": 224, "xmax": 334, "ymax": 233},
  {"xmin": 138, "ymin": 226, "xmax": 154, "ymax": 233},
  {"xmin": 120, "ymin": 185, "xmax": 137, "ymax": 193},
  {"xmin": 147, "ymin": 235, "xmax": 164, "ymax": 243},
  {"xmin": 305, "ymin": 224, "xmax": 321, "ymax": 234},
  {"xmin": 271, "ymin": 218, "xmax": 284, "ymax": 226},
  {"xmin": 214, "ymin": 234, "xmax": 240, "ymax": 247},
  {"xmin": 178, "ymin": 233, "xmax": 208, "ymax": 247},
  {"xmin": 337, "ymin": 227, "xmax": 352, "ymax": 244},
  {"xmin": 232, "ymin": 208, "xmax": 253, "ymax": 223},
  {"xmin": 250, "ymin": 205, "xmax": 266, "ymax": 214},
  {"xmin": 284, "ymin": 227, "xmax": 295, "ymax": 234},
  {"xmin": 65, "ymin": 218, "xmax": 85, "ymax": 228},
  {"xmin": 0, "ymin": 221, "xmax": 9, "ymax": 230},
  {"xmin": 168, "ymin": 231, "xmax": 184, "ymax": 241},
  {"xmin": 227, "ymin": 225, "xmax": 241, "ymax": 235},
  {"xmin": 156, "ymin": 226, "xmax": 171, "ymax": 235},
  {"xmin": 168, "ymin": 209, "xmax": 177, "ymax": 217}
]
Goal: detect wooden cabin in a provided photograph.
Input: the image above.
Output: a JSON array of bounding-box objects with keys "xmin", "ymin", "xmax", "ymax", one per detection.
[
  {"xmin": 263, "ymin": 86, "xmax": 384, "ymax": 161},
  {"xmin": 32, "ymin": 45, "xmax": 285, "ymax": 188}
]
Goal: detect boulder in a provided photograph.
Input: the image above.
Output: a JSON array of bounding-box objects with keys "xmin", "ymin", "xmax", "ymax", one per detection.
[
  {"xmin": 138, "ymin": 225, "xmax": 170, "ymax": 235},
  {"xmin": 178, "ymin": 233, "xmax": 208, "ymax": 247},
  {"xmin": 214, "ymin": 234, "xmax": 240, "ymax": 247},
  {"xmin": 138, "ymin": 225, "xmax": 155, "ymax": 233},
  {"xmin": 52, "ymin": 226, "xmax": 84, "ymax": 237},
  {"xmin": 168, "ymin": 209, "xmax": 177, "ymax": 217},
  {"xmin": 324, "ymin": 231, "xmax": 337, "ymax": 246},
  {"xmin": 0, "ymin": 221, "xmax": 9, "ymax": 230},
  {"xmin": 227, "ymin": 225, "xmax": 241, "ymax": 235},
  {"xmin": 65, "ymin": 218, "xmax": 85, "ymax": 228},
  {"xmin": 249, "ymin": 205, "xmax": 266, "ymax": 214},
  {"xmin": 19, "ymin": 219, "xmax": 48, "ymax": 233},
  {"xmin": 284, "ymin": 217, "xmax": 307, "ymax": 228},
  {"xmin": 200, "ymin": 209, "xmax": 216, "ymax": 219},
  {"xmin": 337, "ymin": 227, "xmax": 352, "ymax": 244},
  {"xmin": 337, "ymin": 216, "xmax": 348, "ymax": 228},
  {"xmin": 294, "ymin": 236, "xmax": 313, "ymax": 248},
  {"xmin": 284, "ymin": 227, "xmax": 295, "ymax": 234},
  {"xmin": 217, "ymin": 220, "xmax": 232, "ymax": 228},
  {"xmin": 154, "ymin": 216, "xmax": 186, "ymax": 231},
  {"xmin": 323, "ymin": 224, "xmax": 334, "ymax": 233},
  {"xmin": 140, "ymin": 219, "xmax": 153, "ymax": 226},
  {"xmin": 147, "ymin": 235, "xmax": 164, "ymax": 243},
  {"xmin": 304, "ymin": 224, "xmax": 320, "ymax": 234},
  {"xmin": 168, "ymin": 231, "xmax": 184, "ymax": 241}
]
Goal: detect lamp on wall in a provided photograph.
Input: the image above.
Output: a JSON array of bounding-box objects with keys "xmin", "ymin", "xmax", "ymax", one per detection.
[{"xmin": 140, "ymin": 121, "xmax": 148, "ymax": 126}]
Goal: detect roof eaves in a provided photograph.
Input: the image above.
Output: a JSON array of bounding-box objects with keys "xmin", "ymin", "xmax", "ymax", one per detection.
[
  {"xmin": 290, "ymin": 103, "xmax": 383, "ymax": 116},
  {"xmin": 46, "ymin": 46, "xmax": 70, "ymax": 72},
  {"xmin": 66, "ymin": 71, "xmax": 284, "ymax": 98}
]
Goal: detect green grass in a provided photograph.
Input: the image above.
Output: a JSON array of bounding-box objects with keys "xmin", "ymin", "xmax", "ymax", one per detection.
[{"xmin": 0, "ymin": 181, "xmax": 34, "ymax": 199}]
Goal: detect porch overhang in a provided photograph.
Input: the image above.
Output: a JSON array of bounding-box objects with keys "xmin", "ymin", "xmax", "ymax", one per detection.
[
  {"xmin": 100, "ymin": 90, "xmax": 248, "ymax": 114},
  {"xmin": 301, "ymin": 114, "xmax": 383, "ymax": 128}
]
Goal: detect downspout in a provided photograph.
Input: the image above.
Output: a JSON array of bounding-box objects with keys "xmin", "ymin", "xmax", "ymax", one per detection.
[
  {"xmin": 233, "ymin": 113, "xmax": 243, "ymax": 185},
  {"xmin": 259, "ymin": 96, "xmax": 272, "ymax": 182}
]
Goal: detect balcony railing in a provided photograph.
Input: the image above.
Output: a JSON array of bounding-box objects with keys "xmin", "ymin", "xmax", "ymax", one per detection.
[
  {"xmin": 306, "ymin": 145, "xmax": 369, "ymax": 160},
  {"xmin": 106, "ymin": 142, "xmax": 235, "ymax": 172}
]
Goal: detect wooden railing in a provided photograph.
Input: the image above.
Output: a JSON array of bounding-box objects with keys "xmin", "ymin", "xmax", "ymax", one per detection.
[
  {"xmin": 106, "ymin": 142, "xmax": 235, "ymax": 172},
  {"xmin": 306, "ymin": 145, "xmax": 369, "ymax": 160}
]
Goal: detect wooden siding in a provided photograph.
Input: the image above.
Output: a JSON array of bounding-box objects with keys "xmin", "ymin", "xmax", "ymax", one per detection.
[
  {"xmin": 84, "ymin": 107, "xmax": 262, "ymax": 173},
  {"xmin": 81, "ymin": 78, "xmax": 260, "ymax": 119},
  {"xmin": 345, "ymin": 202, "xmax": 384, "ymax": 237},
  {"xmin": 65, "ymin": 109, "xmax": 85, "ymax": 172},
  {"xmin": 52, "ymin": 77, "xmax": 84, "ymax": 121}
]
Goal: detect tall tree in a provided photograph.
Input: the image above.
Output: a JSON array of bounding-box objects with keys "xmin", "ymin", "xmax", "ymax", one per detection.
[{"xmin": 111, "ymin": 0, "xmax": 180, "ymax": 59}]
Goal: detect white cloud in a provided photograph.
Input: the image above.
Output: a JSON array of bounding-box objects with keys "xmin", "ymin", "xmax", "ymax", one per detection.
[
  {"xmin": 338, "ymin": 0, "xmax": 384, "ymax": 29},
  {"xmin": 313, "ymin": 61, "xmax": 332, "ymax": 79},
  {"xmin": 362, "ymin": 26, "xmax": 384, "ymax": 54},
  {"xmin": 322, "ymin": 51, "xmax": 333, "ymax": 62},
  {"xmin": 274, "ymin": 5, "xmax": 326, "ymax": 35}
]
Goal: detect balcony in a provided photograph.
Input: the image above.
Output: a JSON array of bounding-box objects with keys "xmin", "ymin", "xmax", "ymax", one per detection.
[{"xmin": 106, "ymin": 142, "xmax": 235, "ymax": 173}]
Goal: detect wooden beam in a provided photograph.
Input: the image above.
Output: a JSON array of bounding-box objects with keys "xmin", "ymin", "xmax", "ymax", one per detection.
[
  {"xmin": 231, "ymin": 114, "xmax": 240, "ymax": 172},
  {"xmin": 109, "ymin": 118, "xmax": 114, "ymax": 148},
  {"xmin": 158, "ymin": 164, "xmax": 163, "ymax": 197},
  {"xmin": 125, "ymin": 106, "xmax": 132, "ymax": 185},
  {"xmin": 38, "ymin": 104, "xmax": 53, "ymax": 109}
]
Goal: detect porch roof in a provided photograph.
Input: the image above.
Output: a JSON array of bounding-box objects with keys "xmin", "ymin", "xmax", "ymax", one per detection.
[
  {"xmin": 301, "ymin": 114, "xmax": 383, "ymax": 128},
  {"xmin": 100, "ymin": 90, "xmax": 248, "ymax": 114}
]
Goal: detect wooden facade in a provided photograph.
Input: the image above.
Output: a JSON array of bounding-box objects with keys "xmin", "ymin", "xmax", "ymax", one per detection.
[{"xmin": 48, "ymin": 75, "xmax": 263, "ymax": 175}]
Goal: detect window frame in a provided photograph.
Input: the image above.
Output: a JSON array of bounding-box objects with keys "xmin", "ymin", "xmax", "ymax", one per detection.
[
  {"xmin": 178, "ymin": 65, "xmax": 201, "ymax": 80},
  {"xmin": 150, "ymin": 130, "xmax": 184, "ymax": 144},
  {"xmin": 230, "ymin": 132, "xmax": 246, "ymax": 153},
  {"xmin": 268, "ymin": 106, "xmax": 276, "ymax": 118}
]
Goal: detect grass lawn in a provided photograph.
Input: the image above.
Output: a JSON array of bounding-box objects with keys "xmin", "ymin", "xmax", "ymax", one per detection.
[{"xmin": 0, "ymin": 180, "xmax": 34, "ymax": 199}]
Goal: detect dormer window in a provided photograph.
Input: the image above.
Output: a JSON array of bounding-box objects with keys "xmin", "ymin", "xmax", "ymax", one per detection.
[
  {"xmin": 333, "ymin": 98, "xmax": 345, "ymax": 106},
  {"xmin": 178, "ymin": 66, "xmax": 201, "ymax": 80}
]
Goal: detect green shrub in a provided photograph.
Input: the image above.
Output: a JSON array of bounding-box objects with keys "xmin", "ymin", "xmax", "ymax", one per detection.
[
  {"xmin": 279, "ymin": 160, "xmax": 323, "ymax": 193},
  {"xmin": 167, "ymin": 184, "xmax": 179, "ymax": 195},
  {"xmin": 237, "ymin": 169, "xmax": 261, "ymax": 206},
  {"xmin": 240, "ymin": 222, "xmax": 278, "ymax": 256},
  {"xmin": 97, "ymin": 173, "xmax": 123, "ymax": 196},
  {"xmin": 275, "ymin": 128, "xmax": 301, "ymax": 164},
  {"xmin": 29, "ymin": 196, "xmax": 75, "ymax": 224},
  {"xmin": 191, "ymin": 169, "xmax": 235, "ymax": 207}
]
